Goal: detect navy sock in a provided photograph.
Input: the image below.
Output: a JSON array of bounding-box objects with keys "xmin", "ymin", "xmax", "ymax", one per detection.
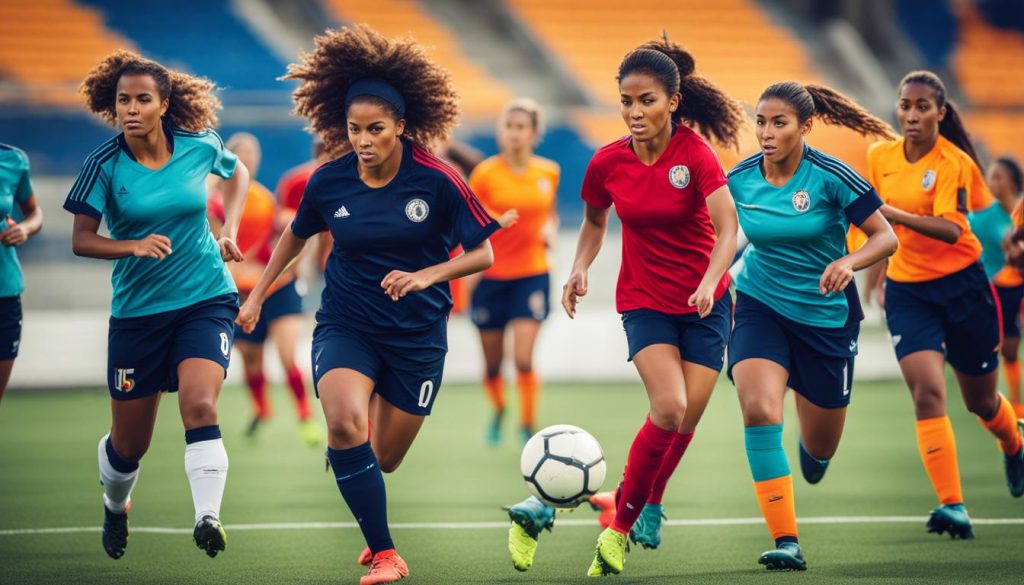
[
  {"xmin": 327, "ymin": 442, "xmax": 393, "ymax": 553},
  {"xmin": 105, "ymin": 436, "xmax": 139, "ymax": 473}
]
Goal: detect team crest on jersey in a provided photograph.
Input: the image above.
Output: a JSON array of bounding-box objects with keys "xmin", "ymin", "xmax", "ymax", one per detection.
[
  {"xmin": 922, "ymin": 169, "xmax": 937, "ymax": 190},
  {"xmin": 537, "ymin": 177, "xmax": 553, "ymax": 195},
  {"xmin": 792, "ymin": 190, "xmax": 811, "ymax": 212},
  {"xmin": 405, "ymin": 198, "xmax": 429, "ymax": 223},
  {"xmin": 668, "ymin": 165, "xmax": 690, "ymax": 189},
  {"xmin": 114, "ymin": 368, "xmax": 136, "ymax": 392}
]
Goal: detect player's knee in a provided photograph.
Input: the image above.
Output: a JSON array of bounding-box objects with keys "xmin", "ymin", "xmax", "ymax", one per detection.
[
  {"xmin": 649, "ymin": 395, "xmax": 687, "ymax": 429},
  {"xmin": 909, "ymin": 383, "xmax": 944, "ymax": 410},
  {"xmin": 378, "ymin": 454, "xmax": 404, "ymax": 474},
  {"xmin": 964, "ymin": 392, "xmax": 1000, "ymax": 419},
  {"xmin": 181, "ymin": 397, "xmax": 218, "ymax": 427},
  {"xmin": 485, "ymin": 364, "xmax": 502, "ymax": 379},
  {"xmin": 326, "ymin": 415, "xmax": 367, "ymax": 446},
  {"xmin": 804, "ymin": 440, "xmax": 838, "ymax": 461},
  {"xmin": 514, "ymin": 361, "xmax": 533, "ymax": 375},
  {"xmin": 738, "ymin": 394, "xmax": 778, "ymax": 426},
  {"xmin": 1001, "ymin": 347, "xmax": 1018, "ymax": 363},
  {"xmin": 111, "ymin": 440, "xmax": 148, "ymax": 464}
]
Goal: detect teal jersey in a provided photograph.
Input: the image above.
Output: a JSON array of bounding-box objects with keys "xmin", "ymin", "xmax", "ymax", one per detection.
[
  {"xmin": 729, "ymin": 145, "xmax": 882, "ymax": 328},
  {"xmin": 968, "ymin": 201, "xmax": 1013, "ymax": 280},
  {"xmin": 0, "ymin": 144, "xmax": 34, "ymax": 298},
  {"xmin": 63, "ymin": 127, "xmax": 238, "ymax": 318}
]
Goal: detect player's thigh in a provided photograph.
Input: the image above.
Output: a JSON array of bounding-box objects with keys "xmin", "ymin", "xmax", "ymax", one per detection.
[
  {"xmin": 794, "ymin": 394, "xmax": 847, "ymax": 460},
  {"xmin": 176, "ymin": 357, "xmax": 228, "ymax": 429},
  {"xmin": 897, "ymin": 350, "xmax": 948, "ymax": 419},
  {"xmin": 511, "ymin": 318, "xmax": 543, "ymax": 372},
  {"xmin": 728, "ymin": 293, "xmax": 789, "ymax": 426},
  {"xmin": 234, "ymin": 339, "xmax": 264, "ymax": 375},
  {"xmin": 0, "ymin": 359, "xmax": 12, "ymax": 402},
  {"xmin": 478, "ymin": 329, "xmax": 505, "ymax": 376},
  {"xmin": 632, "ymin": 343, "xmax": 688, "ymax": 430},
  {"xmin": 110, "ymin": 392, "xmax": 162, "ymax": 461},
  {"xmin": 732, "ymin": 359, "xmax": 788, "ymax": 427},
  {"xmin": 369, "ymin": 397, "xmax": 426, "ymax": 473},
  {"xmin": 678, "ymin": 359, "xmax": 721, "ymax": 433},
  {"xmin": 319, "ymin": 368, "xmax": 375, "ymax": 450},
  {"xmin": 953, "ymin": 368, "xmax": 1000, "ymax": 418}
]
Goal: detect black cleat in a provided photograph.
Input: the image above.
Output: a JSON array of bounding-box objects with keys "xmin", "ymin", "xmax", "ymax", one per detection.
[
  {"xmin": 1004, "ymin": 421, "xmax": 1024, "ymax": 498},
  {"xmin": 926, "ymin": 504, "xmax": 974, "ymax": 539},
  {"xmin": 193, "ymin": 515, "xmax": 227, "ymax": 558},
  {"xmin": 758, "ymin": 541, "xmax": 807, "ymax": 571},
  {"xmin": 102, "ymin": 505, "xmax": 129, "ymax": 560}
]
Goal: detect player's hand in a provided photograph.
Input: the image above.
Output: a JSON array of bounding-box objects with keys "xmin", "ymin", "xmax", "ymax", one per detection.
[
  {"xmin": 132, "ymin": 234, "xmax": 172, "ymax": 260},
  {"xmin": 561, "ymin": 269, "xmax": 588, "ymax": 319},
  {"xmin": 819, "ymin": 260, "xmax": 855, "ymax": 295},
  {"xmin": 218, "ymin": 236, "xmax": 244, "ymax": 262},
  {"xmin": 687, "ymin": 283, "xmax": 716, "ymax": 318},
  {"xmin": 498, "ymin": 209, "xmax": 519, "ymax": 229},
  {"xmin": 0, "ymin": 217, "xmax": 28, "ymax": 246},
  {"xmin": 236, "ymin": 298, "xmax": 262, "ymax": 334},
  {"xmin": 381, "ymin": 269, "xmax": 434, "ymax": 301}
]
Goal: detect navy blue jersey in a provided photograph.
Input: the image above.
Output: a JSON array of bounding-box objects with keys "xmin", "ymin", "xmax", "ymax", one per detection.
[{"xmin": 292, "ymin": 140, "xmax": 499, "ymax": 332}]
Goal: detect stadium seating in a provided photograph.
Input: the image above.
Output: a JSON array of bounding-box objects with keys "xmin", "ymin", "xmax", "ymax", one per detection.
[
  {"xmin": 322, "ymin": 0, "xmax": 512, "ymax": 119},
  {"xmin": 0, "ymin": 0, "xmax": 131, "ymax": 105},
  {"xmin": 952, "ymin": 0, "xmax": 1024, "ymax": 108}
]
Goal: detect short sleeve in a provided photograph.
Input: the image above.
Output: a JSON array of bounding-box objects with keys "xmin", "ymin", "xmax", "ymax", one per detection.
[
  {"xmin": 817, "ymin": 157, "xmax": 881, "ymax": 226},
  {"xmin": 580, "ymin": 156, "xmax": 612, "ymax": 209},
  {"xmin": 63, "ymin": 153, "xmax": 112, "ymax": 221},
  {"xmin": 14, "ymin": 151, "xmax": 33, "ymax": 204},
  {"xmin": 967, "ymin": 159, "xmax": 994, "ymax": 211},
  {"xmin": 441, "ymin": 173, "xmax": 499, "ymax": 251},
  {"xmin": 207, "ymin": 130, "xmax": 238, "ymax": 179},
  {"xmin": 290, "ymin": 174, "xmax": 326, "ymax": 239},
  {"xmin": 689, "ymin": 138, "xmax": 727, "ymax": 197},
  {"xmin": 932, "ymin": 160, "xmax": 970, "ymax": 230}
]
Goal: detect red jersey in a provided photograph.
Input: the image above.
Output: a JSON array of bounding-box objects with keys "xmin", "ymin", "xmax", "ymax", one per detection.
[
  {"xmin": 276, "ymin": 161, "xmax": 318, "ymax": 212},
  {"xmin": 580, "ymin": 126, "xmax": 730, "ymax": 315}
]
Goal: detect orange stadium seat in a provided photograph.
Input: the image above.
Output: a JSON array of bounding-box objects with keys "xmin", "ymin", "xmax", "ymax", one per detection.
[
  {"xmin": 322, "ymin": 0, "xmax": 512, "ymax": 121},
  {"xmin": 952, "ymin": 0, "xmax": 1024, "ymax": 108},
  {"xmin": 0, "ymin": 0, "xmax": 131, "ymax": 106}
]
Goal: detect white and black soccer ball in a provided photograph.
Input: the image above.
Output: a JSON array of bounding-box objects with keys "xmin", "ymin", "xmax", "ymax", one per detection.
[{"xmin": 520, "ymin": 424, "xmax": 607, "ymax": 509}]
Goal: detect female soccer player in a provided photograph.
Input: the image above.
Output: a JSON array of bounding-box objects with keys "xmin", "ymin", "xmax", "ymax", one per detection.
[
  {"xmin": 63, "ymin": 50, "xmax": 249, "ymax": 560},
  {"xmin": 209, "ymin": 132, "xmax": 320, "ymax": 445},
  {"xmin": 0, "ymin": 144, "xmax": 43, "ymax": 405},
  {"xmin": 728, "ymin": 82, "xmax": 897, "ymax": 570},
  {"xmin": 236, "ymin": 25, "xmax": 498, "ymax": 585},
  {"xmin": 506, "ymin": 35, "xmax": 743, "ymax": 576},
  {"xmin": 870, "ymin": 71, "xmax": 1024, "ymax": 540},
  {"xmin": 971, "ymin": 157, "xmax": 1024, "ymax": 416},
  {"xmin": 468, "ymin": 98, "xmax": 559, "ymax": 446}
]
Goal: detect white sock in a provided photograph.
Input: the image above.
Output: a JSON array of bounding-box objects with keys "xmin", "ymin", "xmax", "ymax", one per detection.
[
  {"xmin": 184, "ymin": 438, "xmax": 229, "ymax": 523},
  {"xmin": 97, "ymin": 434, "xmax": 138, "ymax": 514}
]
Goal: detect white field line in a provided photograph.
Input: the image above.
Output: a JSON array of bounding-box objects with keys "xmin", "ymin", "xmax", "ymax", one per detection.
[{"xmin": 1, "ymin": 515, "xmax": 1023, "ymax": 536}]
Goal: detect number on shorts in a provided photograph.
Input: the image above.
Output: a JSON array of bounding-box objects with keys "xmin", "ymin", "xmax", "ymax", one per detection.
[
  {"xmin": 219, "ymin": 332, "xmax": 230, "ymax": 357},
  {"xmin": 418, "ymin": 380, "xmax": 434, "ymax": 408}
]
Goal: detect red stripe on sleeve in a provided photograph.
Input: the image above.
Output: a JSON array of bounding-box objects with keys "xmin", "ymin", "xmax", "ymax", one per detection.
[{"xmin": 411, "ymin": 145, "xmax": 492, "ymax": 226}]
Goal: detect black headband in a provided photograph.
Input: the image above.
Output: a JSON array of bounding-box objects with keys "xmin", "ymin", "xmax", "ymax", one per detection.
[{"xmin": 344, "ymin": 77, "xmax": 406, "ymax": 117}]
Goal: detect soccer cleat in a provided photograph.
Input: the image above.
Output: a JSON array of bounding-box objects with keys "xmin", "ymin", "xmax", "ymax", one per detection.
[
  {"xmin": 1004, "ymin": 420, "xmax": 1024, "ymax": 498},
  {"xmin": 588, "ymin": 527, "xmax": 628, "ymax": 576},
  {"xmin": 629, "ymin": 503, "xmax": 665, "ymax": 549},
  {"xmin": 588, "ymin": 491, "xmax": 616, "ymax": 529},
  {"xmin": 926, "ymin": 503, "xmax": 974, "ymax": 539},
  {"xmin": 505, "ymin": 496, "xmax": 555, "ymax": 571},
  {"xmin": 358, "ymin": 546, "xmax": 373, "ymax": 566},
  {"xmin": 487, "ymin": 408, "xmax": 504, "ymax": 446},
  {"xmin": 798, "ymin": 441, "xmax": 830, "ymax": 485},
  {"xmin": 193, "ymin": 515, "xmax": 227, "ymax": 557},
  {"xmin": 245, "ymin": 415, "xmax": 267, "ymax": 438},
  {"xmin": 521, "ymin": 425, "xmax": 535, "ymax": 446},
  {"xmin": 298, "ymin": 419, "xmax": 323, "ymax": 447},
  {"xmin": 360, "ymin": 549, "xmax": 409, "ymax": 585},
  {"xmin": 758, "ymin": 541, "xmax": 807, "ymax": 571},
  {"xmin": 102, "ymin": 504, "xmax": 129, "ymax": 559}
]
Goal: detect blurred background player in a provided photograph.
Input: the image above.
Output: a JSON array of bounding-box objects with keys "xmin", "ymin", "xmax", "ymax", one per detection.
[
  {"xmin": 869, "ymin": 71, "xmax": 1024, "ymax": 540},
  {"xmin": 236, "ymin": 25, "xmax": 499, "ymax": 585},
  {"xmin": 63, "ymin": 51, "xmax": 249, "ymax": 560},
  {"xmin": 0, "ymin": 144, "xmax": 42, "ymax": 406},
  {"xmin": 208, "ymin": 132, "xmax": 321, "ymax": 446},
  {"xmin": 728, "ymin": 81, "xmax": 897, "ymax": 571},
  {"xmin": 506, "ymin": 35, "xmax": 743, "ymax": 576},
  {"xmin": 276, "ymin": 136, "xmax": 336, "ymax": 276},
  {"xmin": 468, "ymin": 97, "xmax": 559, "ymax": 446},
  {"xmin": 971, "ymin": 157, "xmax": 1024, "ymax": 416}
]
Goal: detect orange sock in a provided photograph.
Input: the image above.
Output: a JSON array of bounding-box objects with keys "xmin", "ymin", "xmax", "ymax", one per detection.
[
  {"xmin": 516, "ymin": 371, "xmax": 539, "ymax": 428},
  {"xmin": 1005, "ymin": 360, "xmax": 1024, "ymax": 417},
  {"xmin": 979, "ymin": 395, "xmax": 1023, "ymax": 456},
  {"xmin": 915, "ymin": 417, "xmax": 963, "ymax": 505},
  {"xmin": 483, "ymin": 375, "xmax": 505, "ymax": 412},
  {"xmin": 753, "ymin": 476, "xmax": 798, "ymax": 541}
]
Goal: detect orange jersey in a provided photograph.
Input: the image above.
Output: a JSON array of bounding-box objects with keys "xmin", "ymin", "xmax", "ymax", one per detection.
[
  {"xmin": 207, "ymin": 181, "xmax": 288, "ymax": 295},
  {"xmin": 867, "ymin": 136, "xmax": 985, "ymax": 282},
  {"xmin": 468, "ymin": 155, "xmax": 559, "ymax": 279}
]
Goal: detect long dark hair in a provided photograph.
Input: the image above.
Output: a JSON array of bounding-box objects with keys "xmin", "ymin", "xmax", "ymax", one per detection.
[
  {"xmin": 898, "ymin": 71, "xmax": 982, "ymax": 168},
  {"xmin": 758, "ymin": 81, "xmax": 895, "ymax": 139}
]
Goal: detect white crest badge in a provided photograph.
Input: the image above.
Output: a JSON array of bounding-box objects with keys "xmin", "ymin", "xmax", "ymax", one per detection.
[
  {"xmin": 668, "ymin": 165, "xmax": 690, "ymax": 189},
  {"xmin": 537, "ymin": 177, "xmax": 553, "ymax": 195},
  {"xmin": 405, "ymin": 198, "xmax": 429, "ymax": 223},
  {"xmin": 792, "ymin": 190, "xmax": 811, "ymax": 213},
  {"xmin": 922, "ymin": 169, "xmax": 937, "ymax": 190}
]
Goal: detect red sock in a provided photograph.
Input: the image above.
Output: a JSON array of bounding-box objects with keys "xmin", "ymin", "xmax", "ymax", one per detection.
[
  {"xmin": 611, "ymin": 417, "xmax": 675, "ymax": 534},
  {"xmin": 648, "ymin": 431, "xmax": 694, "ymax": 504},
  {"xmin": 286, "ymin": 367, "xmax": 311, "ymax": 420},
  {"xmin": 245, "ymin": 371, "xmax": 269, "ymax": 418}
]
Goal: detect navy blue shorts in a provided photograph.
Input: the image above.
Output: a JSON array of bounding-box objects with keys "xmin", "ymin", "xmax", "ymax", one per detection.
[
  {"xmin": 311, "ymin": 320, "xmax": 447, "ymax": 416},
  {"xmin": 0, "ymin": 296, "xmax": 22, "ymax": 360},
  {"xmin": 996, "ymin": 284, "xmax": 1024, "ymax": 339},
  {"xmin": 885, "ymin": 263, "xmax": 1000, "ymax": 375},
  {"xmin": 471, "ymin": 273, "xmax": 550, "ymax": 330},
  {"xmin": 728, "ymin": 292, "xmax": 858, "ymax": 409},
  {"xmin": 107, "ymin": 294, "xmax": 239, "ymax": 400},
  {"xmin": 620, "ymin": 292, "xmax": 732, "ymax": 371},
  {"xmin": 235, "ymin": 279, "xmax": 304, "ymax": 344}
]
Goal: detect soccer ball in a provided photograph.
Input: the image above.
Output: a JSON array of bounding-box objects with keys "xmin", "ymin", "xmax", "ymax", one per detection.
[{"xmin": 520, "ymin": 424, "xmax": 607, "ymax": 508}]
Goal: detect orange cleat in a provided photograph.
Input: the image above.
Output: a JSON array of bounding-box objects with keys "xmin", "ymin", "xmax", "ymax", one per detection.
[
  {"xmin": 357, "ymin": 546, "xmax": 372, "ymax": 566},
  {"xmin": 359, "ymin": 549, "xmax": 409, "ymax": 585},
  {"xmin": 589, "ymin": 491, "xmax": 617, "ymax": 529}
]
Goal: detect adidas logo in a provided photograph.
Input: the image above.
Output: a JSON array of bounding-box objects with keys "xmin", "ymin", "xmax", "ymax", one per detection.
[
  {"xmin": 117, "ymin": 185, "xmax": 129, "ymax": 195},
  {"xmin": 334, "ymin": 206, "xmax": 350, "ymax": 218}
]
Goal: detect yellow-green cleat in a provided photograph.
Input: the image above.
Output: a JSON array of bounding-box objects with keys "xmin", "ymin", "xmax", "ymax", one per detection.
[
  {"xmin": 588, "ymin": 527, "xmax": 627, "ymax": 576},
  {"xmin": 505, "ymin": 496, "xmax": 554, "ymax": 572},
  {"xmin": 509, "ymin": 522, "xmax": 539, "ymax": 572},
  {"xmin": 298, "ymin": 419, "xmax": 323, "ymax": 448}
]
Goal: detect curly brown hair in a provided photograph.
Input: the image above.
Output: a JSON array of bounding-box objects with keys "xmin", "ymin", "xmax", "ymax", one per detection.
[
  {"xmin": 283, "ymin": 25, "xmax": 461, "ymax": 153},
  {"xmin": 759, "ymin": 81, "xmax": 896, "ymax": 139},
  {"xmin": 620, "ymin": 33, "xmax": 746, "ymax": 150},
  {"xmin": 78, "ymin": 49, "xmax": 221, "ymax": 132}
]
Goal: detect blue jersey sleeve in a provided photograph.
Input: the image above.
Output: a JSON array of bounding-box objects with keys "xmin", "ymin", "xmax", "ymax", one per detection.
[
  {"xmin": 808, "ymin": 149, "xmax": 881, "ymax": 227},
  {"xmin": 441, "ymin": 172, "xmax": 499, "ymax": 251},
  {"xmin": 63, "ymin": 139, "xmax": 119, "ymax": 221},
  {"xmin": 290, "ymin": 172, "xmax": 326, "ymax": 238}
]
